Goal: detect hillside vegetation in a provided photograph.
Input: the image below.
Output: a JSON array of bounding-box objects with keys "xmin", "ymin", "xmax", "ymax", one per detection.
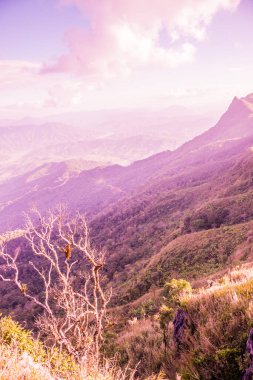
[
  {"xmin": 1, "ymin": 94, "xmax": 253, "ymax": 378},
  {"xmin": 91, "ymin": 151, "xmax": 253, "ymax": 304},
  {"xmin": 108, "ymin": 264, "xmax": 253, "ymax": 379}
]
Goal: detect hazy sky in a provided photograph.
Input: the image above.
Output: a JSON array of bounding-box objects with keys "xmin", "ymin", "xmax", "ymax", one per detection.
[{"xmin": 0, "ymin": 0, "xmax": 253, "ymax": 118}]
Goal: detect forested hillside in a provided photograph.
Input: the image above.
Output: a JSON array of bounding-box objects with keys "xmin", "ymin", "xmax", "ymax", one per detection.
[{"xmin": 89, "ymin": 94, "xmax": 253, "ymax": 303}]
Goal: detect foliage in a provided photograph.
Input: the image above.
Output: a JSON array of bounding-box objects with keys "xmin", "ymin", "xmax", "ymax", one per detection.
[
  {"xmin": 0, "ymin": 313, "xmax": 140, "ymax": 379},
  {"xmin": 131, "ymin": 300, "xmax": 157, "ymax": 318},
  {"xmin": 0, "ymin": 315, "xmax": 45, "ymax": 361},
  {"xmin": 159, "ymin": 305, "xmax": 173, "ymax": 330},
  {"xmin": 0, "ymin": 315, "xmax": 77, "ymax": 377},
  {"xmin": 89, "ymin": 152, "xmax": 253, "ymax": 305},
  {"xmin": 163, "ymin": 279, "xmax": 192, "ymax": 307}
]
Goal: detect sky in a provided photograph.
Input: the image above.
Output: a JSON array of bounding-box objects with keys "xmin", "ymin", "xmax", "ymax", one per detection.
[{"xmin": 0, "ymin": 0, "xmax": 253, "ymax": 119}]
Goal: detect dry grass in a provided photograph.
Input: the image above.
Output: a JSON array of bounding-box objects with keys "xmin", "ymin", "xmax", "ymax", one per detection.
[
  {"xmin": 0, "ymin": 344, "xmax": 54, "ymax": 380},
  {"xmin": 117, "ymin": 318, "xmax": 165, "ymax": 378},
  {"xmin": 0, "ymin": 342, "xmax": 137, "ymax": 380},
  {"xmin": 170, "ymin": 264, "xmax": 253, "ymax": 379},
  {"xmin": 114, "ymin": 263, "xmax": 253, "ymax": 379},
  {"xmin": 185, "ymin": 262, "xmax": 253, "ymax": 302}
]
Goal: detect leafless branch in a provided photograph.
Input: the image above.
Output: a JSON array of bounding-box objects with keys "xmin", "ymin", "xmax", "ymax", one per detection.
[{"xmin": 0, "ymin": 207, "xmax": 111, "ymax": 367}]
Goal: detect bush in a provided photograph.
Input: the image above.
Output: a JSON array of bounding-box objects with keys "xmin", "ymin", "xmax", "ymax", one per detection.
[
  {"xmin": 163, "ymin": 279, "xmax": 192, "ymax": 307},
  {"xmin": 0, "ymin": 315, "xmax": 45, "ymax": 360},
  {"xmin": 0, "ymin": 315, "xmax": 77, "ymax": 378}
]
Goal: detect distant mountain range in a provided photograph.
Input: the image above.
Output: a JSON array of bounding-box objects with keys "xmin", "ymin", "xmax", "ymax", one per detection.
[{"xmin": 0, "ymin": 107, "xmax": 214, "ymax": 182}]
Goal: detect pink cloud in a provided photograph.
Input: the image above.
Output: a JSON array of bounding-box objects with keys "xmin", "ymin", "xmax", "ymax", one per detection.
[{"xmin": 43, "ymin": 0, "xmax": 240, "ymax": 77}]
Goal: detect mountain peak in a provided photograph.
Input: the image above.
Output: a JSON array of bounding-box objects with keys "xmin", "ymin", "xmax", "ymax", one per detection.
[
  {"xmin": 210, "ymin": 93, "xmax": 253, "ymax": 140},
  {"xmin": 226, "ymin": 94, "xmax": 253, "ymax": 118},
  {"xmin": 178, "ymin": 92, "xmax": 253, "ymax": 154}
]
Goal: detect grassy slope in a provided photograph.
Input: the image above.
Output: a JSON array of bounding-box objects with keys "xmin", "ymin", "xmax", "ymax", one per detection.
[
  {"xmin": 115, "ymin": 221, "xmax": 253, "ymax": 303},
  {"xmin": 90, "ymin": 150, "xmax": 253, "ymax": 304},
  {"xmin": 174, "ymin": 274, "xmax": 253, "ymax": 379},
  {"xmin": 111, "ymin": 264, "xmax": 253, "ymax": 379}
]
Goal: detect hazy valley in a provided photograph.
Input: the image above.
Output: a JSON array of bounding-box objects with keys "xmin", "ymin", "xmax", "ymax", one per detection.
[{"xmin": 0, "ymin": 108, "xmax": 214, "ymax": 182}]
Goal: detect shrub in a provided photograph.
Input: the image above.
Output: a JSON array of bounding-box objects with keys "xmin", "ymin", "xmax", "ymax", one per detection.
[
  {"xmin": 0, "ymin": 315, "xmax": 77, "ymax": 378},
  {"xmin": 0, "ymin": 315, "xmax": 45, "ymax": 361},
  {"xmin": 163, "ymin": 279, "xmax": 192, "ymax": 307}
]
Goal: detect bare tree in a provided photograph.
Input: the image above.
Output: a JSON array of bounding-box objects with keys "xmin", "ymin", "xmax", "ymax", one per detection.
[{"xmin": 0, "ymin": 207, "xmax": 111, "ymax": 367}]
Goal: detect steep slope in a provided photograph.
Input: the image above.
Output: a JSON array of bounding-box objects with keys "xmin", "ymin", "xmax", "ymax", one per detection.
[
  {"xmin": 1, "ymin": 94, "xmax": 253, "ymax": 290},
  {"xmin": 88, "ymin": 93, "xmax": 253, "ymax": 302},
  {"xmin": 175, "ymin": 93, "xmax": 253, "ymax": 156},
  {"xmin": 90, "ymin": 149, "xmax": 253, "ymax": 302}
]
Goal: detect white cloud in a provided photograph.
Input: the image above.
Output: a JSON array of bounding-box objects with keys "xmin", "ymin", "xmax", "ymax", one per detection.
[{"xmin": 48, "ymin": 0, "xmax": 240, "ymax": 77}]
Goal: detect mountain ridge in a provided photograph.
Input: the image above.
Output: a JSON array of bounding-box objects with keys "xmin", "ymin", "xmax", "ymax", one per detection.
[{"xmin": 0, "ymin": 94, "xmax": 253, "ymax": 233}]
